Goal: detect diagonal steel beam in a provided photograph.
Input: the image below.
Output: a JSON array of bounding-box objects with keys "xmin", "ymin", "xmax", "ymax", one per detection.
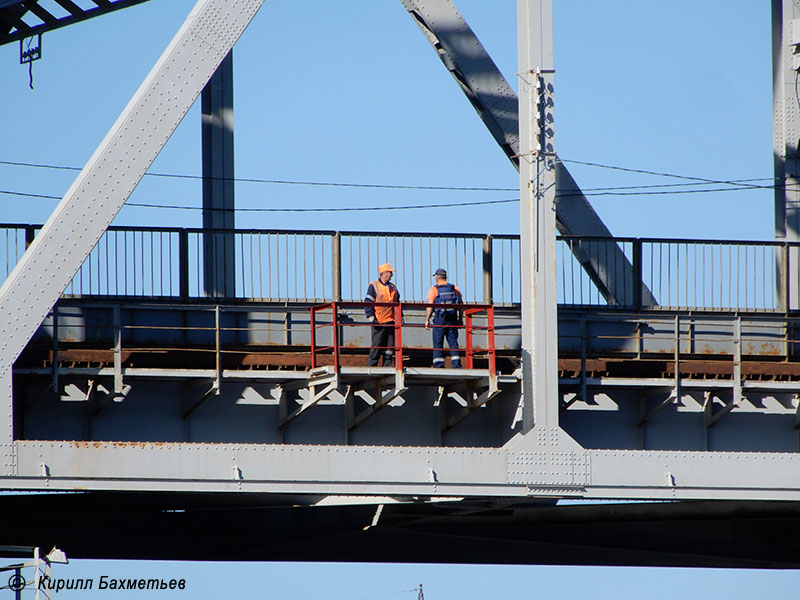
[
  {"xmin": 0, "ymin": 0, "xmax": 264, "ymax": 443},
  {"xmin": 401, "ymin": 0, "xmax": 655, "ymax": 306},
  {"xmin": 0, "ymin": 4, "xmax": 29, "ymax": 36}
]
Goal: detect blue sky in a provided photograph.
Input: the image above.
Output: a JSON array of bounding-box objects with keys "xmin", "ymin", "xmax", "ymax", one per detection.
[
  {"xmin": 0, "ymin": 0, "xmax": 775, "ymax": 239},
  {"xmin": 17, "ymin": 559, "xmax": 800, "ymax": 599},
  {"xmin": 0, "ymin": 0, "xmax": 795, "ymax": 595}
]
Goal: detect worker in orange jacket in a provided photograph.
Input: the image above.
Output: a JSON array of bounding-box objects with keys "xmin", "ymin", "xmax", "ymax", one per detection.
[{"xmin": 364, "ymin": 263, "xmax": 402, "ymax": 367}]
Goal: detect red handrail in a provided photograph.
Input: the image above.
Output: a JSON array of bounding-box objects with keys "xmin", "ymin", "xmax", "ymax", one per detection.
[{"xmin": 309, "ymin": 302, "xmax": 495, "ymax": 374}]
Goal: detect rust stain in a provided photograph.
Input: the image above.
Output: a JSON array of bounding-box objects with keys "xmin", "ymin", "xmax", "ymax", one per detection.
[{"xmin": 72, "ymin": 441, "xmax": 170, "ymax": 450}]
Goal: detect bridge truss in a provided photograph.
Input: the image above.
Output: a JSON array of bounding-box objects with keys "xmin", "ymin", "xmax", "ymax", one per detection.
[{"xmin": 2, "ymin": 0, "xmax": 800, "ymax": 568}]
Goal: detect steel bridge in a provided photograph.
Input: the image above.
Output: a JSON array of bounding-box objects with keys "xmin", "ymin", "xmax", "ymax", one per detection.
[{"xmin": 4, "ymin": 0, "xmax": 800, "ymax": 569}]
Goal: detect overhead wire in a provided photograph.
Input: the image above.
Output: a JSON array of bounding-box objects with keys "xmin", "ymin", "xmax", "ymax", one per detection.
[
  {"xmin": 559, "ymin": 158, "xmax": 768, "ymax": 190},
  {"xmin": 0, "ymin": 156, "xmax": 788, "ymax": 212},
  {"xmin": 0, "ymin": 159, "xmax": 517, "ymax": 192}
]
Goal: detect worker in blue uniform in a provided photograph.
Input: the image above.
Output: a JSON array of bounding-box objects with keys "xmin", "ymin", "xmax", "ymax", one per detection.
[{"xmin": 424, "ymin": 268, "xmax": 463, "ymax": 368}]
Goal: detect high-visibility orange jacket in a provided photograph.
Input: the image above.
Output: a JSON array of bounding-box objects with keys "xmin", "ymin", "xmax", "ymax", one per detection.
[{"xmin": 364, "ymin": 279, "xmax": 400, "ymax": 324}]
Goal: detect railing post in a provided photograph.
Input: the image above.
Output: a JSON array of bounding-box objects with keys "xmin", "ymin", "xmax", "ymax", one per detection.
[
  {"xmin": 179, "ymin": 229, "xmax": 189, "ymax": 300},
  {"xmin": 483, "ymin": 235, "xmax": 493, "ymax": 304},
  {"xmin": 332, "ymin": 232, "xmax": 342, "ymax": 301},
  {"xmin": 24, "ymin": 225, "xmax": 35, "ymax": 249},
  {"xmin": 632, "ymin": 238, "xmax": 642, "ymax": 310},
  {"xmin": 781, "ymin": 242, "xmax": 790, "ymax": 312}
]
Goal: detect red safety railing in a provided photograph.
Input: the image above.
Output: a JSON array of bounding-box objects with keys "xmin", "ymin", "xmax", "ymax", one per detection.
[{"xmin": 310, "ymin": 302, "xmax": 495, "ymax": 374}]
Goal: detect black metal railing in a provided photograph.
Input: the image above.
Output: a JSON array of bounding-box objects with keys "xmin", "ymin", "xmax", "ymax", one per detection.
[{"xmin": 0, "ymin": 224, "xmax": 793, "ymax": 311}]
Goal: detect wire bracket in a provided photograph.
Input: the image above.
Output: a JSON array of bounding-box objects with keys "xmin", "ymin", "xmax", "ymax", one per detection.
[{"xmin": 19, "ymin": 34, "xmax": 42, "ymax": 90}]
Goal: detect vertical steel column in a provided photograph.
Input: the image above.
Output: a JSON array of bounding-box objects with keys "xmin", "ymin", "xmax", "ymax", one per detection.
[
  {"xmin": 773, "ymin": 0, "xmax": 800, "ymax": 309},
  {"xmin": 202, "ymin": 51, "xmax": 236, "ymax": 299},
  {"xmin": 332, "ymin": 232, "xmax": 342, "ymax": 301},
  {"xmin": 0, "ymin": 366, "xmax": 10, "ymax": 447},
  {"xmin": 482, "ymin": 235, "xmax": 493, "ymax": 304},
  {"xmin": 518, "ymin": 0, "xmax": 559, "ymax": 432}
]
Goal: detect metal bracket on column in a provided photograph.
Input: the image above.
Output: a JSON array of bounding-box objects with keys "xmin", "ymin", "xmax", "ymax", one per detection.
[
  {"xmin": 560, "ymin": 392, "xmax": 580, "ymax": 413},
  {"xmin": 442, "ymin": 377, "xmax": 501, "ymax": 432},
  {"xmin": 89, "ymin": 381, "xmax": 125, "ymax": 417},
  {"xmin": 638, "ymin": 390, "xmax": 678, "ymax": 427},
  {"xmin": 705, "ymin": 394, "xmax": 742, "ymax": 429},
  {"xmin": 705, "ymin": 319, "xmax": 745, "ymax": 428},
  {"xmin": 349, "ymin": 372, "xmax": 407, "ymax": 430},
  {"xmin": 182, "ymin": 383, "xmax": 218, "ymax": 419},
  {"xmin": 278, "ymin": 367, "xmax": 340, "ymax": 429},
  {"xmin": 112, "ymin": 304, "xmax": 125, "ymax": 398}
]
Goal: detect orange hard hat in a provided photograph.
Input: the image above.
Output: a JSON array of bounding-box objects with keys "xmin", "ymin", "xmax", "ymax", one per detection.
[{"xmin": 378, "ymin": 263, "xmax": 396, "ymax": 274}]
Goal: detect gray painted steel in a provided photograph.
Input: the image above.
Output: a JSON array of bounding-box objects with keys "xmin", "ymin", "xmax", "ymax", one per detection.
[
  {"xmin": 0, "ymin": 0, "xmax": 264, "ymax": 449},
  {"xmin": 399, "ymin": 0, "xmax": 519, "ymax": 160},
  {"xmin": 5, "ymin": 1, "xmax": 800, "ymax": 571},
  {"xmin": 16, "ymin": 300, "xmax": 800, "ymax": 455},
  {"xmin": 773, "ymin": 0, "xmax": 800, "ymax": 309},
  {"xmin": 517, "ymin": 0, "xmax": 559, "ymax": 433},
  {"xmin": 401, "ymin": 0, "xmax": 655, "ymax": 307},
  {"xmin": 202, "ymin": 51, "xmax": 237, "ymax": 298},
  {"xmin": 7, "ymin": 441, "xmax": 800, "ymax": 501}
]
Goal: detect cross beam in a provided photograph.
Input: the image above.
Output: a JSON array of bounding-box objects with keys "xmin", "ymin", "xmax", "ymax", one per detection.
[{"xmin": 0, "ymin": 0, "xmax": 154, "ymax": 46}]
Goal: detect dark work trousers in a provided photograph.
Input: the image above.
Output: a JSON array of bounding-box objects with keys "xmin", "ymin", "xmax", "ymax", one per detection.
[
  {"xmin": 367, "ymin": 323, "xmax": 395, "ymax": 366},
  {"xmin": 432, "ymin": 316, "xmax": 461, "ymax": 368}
]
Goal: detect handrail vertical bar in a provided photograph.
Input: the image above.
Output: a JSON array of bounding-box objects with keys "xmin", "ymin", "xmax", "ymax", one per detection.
[
  {"xmin": 465, "ymin": 310, "xmax": 474, "ymax": 369},
  {"xmin": 310, "ymin": 305, "xmax": 317, "ymax": 369},
  {"xmin": 332, "ymin": 232, "xmax": 342, "ymax": 302},
  {"xmin": 394, "ymin": 303, "xmax": 403, "ymax": 372},
  {"xmin": 331, "ymin": 302, "xmax": 340, "ymax": 374},
  {"xmin": 784, "ymin": 242, "xmax": 791, "ymax": 313},
  {"xmin": 632, "ymin": 238, "xmax": 642, "ymax": 310},
  {"xmin": 483, "ymin": 234, "xmax": 493, "ymax": 304},
  {"xmin": 215, "ymin": 304, "xmax": 221, "ymax": 393},
  {"xmin": 488, "ymin": 305, "xmax": 496, "ymax": 376},
  {"xmin": 179, "ymin": 229, "xmax": 189, "ymax": 300}
]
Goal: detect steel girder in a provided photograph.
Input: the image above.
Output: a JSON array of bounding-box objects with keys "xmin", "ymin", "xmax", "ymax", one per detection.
[
  {"xmin": 400, "ymin": 0, "xmax": 656, "ymax": 307},
  {"xmin": 4, "ymin": 493, "xmax": 800, "ymax": 568},
  {"xmin": 8, "ymin": 441, "xmax": 800, "ymax": 502},
  {"xmin": 0, "ymin": 0, "xmax": 155, "ymax": 46}
]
